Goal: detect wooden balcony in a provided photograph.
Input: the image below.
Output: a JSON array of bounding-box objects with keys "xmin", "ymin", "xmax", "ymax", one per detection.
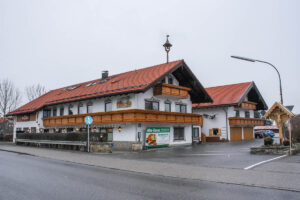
[
  {"xmin": 229, "ymin": 117, "xmax": 264, "ymax": 126},
  {"xmin": 154, "ymin": 83, "xmax": 191, "ymax": 99},
  {"xmin": 235, "ymin": 101, "xmax": 257, "ymax": 110},
  {"xmin": 43, "ymin": 109, "xmax": 203, "ymax": 127}
]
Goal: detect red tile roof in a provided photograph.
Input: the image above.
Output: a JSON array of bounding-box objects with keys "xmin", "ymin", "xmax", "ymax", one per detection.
[
  {"xmin": 9, "ymin": 60, "xmax": 185, "ymax": 115},
  {"xmin": 193, "ymin": 82, "xmax": 252, "ymax": 108}
]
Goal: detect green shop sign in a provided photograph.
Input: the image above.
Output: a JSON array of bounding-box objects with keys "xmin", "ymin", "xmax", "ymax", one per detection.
[{"xmin": 145, "ymin": 127, "xmax": 170, "ymax": 147}]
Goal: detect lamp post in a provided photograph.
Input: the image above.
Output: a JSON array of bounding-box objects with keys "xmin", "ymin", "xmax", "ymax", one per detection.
[
  {"xmin": 231, "ymin": 55, "xmax": 283, "ymax": 105},
  {"xmin": 163, "ymin": 35, "xmax": 172, "ymax": 63}
]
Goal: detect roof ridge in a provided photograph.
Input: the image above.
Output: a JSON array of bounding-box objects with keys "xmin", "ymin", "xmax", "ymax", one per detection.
[{"xmin": 205, "ymin": 81, "xmax": 252, "ymax": 89}]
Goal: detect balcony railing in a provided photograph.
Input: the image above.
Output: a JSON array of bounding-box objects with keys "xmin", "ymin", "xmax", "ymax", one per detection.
[
  {"xmin": 235, "ymin": 101, "xmax": 257, "ymax": 110},
  {"xmin": 229, "ymin": 117, "xmax": 264, "ymax": 126},
  {"xmin": 43, "ymin": 109, "xmax": 203, "ymax": 127},
  {"xmin": 154, "ymin": 83, "xmax": 191, "ymax": 99}
]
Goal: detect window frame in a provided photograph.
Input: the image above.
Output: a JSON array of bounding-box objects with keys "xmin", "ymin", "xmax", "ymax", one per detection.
[
  {"xmin": 105, "ymin": 101, "xmax": 112, "ymax": 112},
  {"xmin": 87, "ymin": 102, "xmax": 93, "ymax": 113},
  {"xmin": 173, "ymin": 127, "xmax": 185, "ymax": 141},
  {"xmin": 175, "ymin": 103, "xmax": 187, "ymax": 113},
  {"xmin": 78, "ymin": 103, "xmax": 84, "ymax": 114},
  {"xmin": 145, "ymin": 100, "xmax": 159, "ymax": 111}
]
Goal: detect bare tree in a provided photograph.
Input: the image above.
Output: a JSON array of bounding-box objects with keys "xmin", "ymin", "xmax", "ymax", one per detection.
[
  {"xmin": 25, "ymin": 84, "xmax": 47, "ymax": 102},
  {"xmin": 0, "ymin": 79, "xmax": 21, "ymax": 117}
]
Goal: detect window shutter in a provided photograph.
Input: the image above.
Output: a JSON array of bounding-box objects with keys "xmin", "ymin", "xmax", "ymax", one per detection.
[
  {"xmin": 219, "ymin": 128, "xmax": 222, "ymax": 136},
  {"xmin": 209, "ymin": 129, "xmax": 213, "ymax": 136}
]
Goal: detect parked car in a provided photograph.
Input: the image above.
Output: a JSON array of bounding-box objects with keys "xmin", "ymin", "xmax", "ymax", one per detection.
[
  {"xmin": 267, "ymin": 130, "xmax": 275, "ymax": 137},
  {"xmin": 254, "ymin": 131, "xmax": 264, "ymax": 138}
]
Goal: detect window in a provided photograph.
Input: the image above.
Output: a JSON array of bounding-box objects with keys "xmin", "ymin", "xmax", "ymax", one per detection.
[
  {"xmin": 43, "ymin": 109, "xmax": 51, "ymax": 117},
  {"xmin": 145, "ymin": 100, "xmax": 159, "ymax": 111},
  {"xmin": 193, "ymin": 127, "xmax": 200, "ymax": 138},
  {"xmin": 174, "ymin": 127, "xmax": 184, "ymax": 141},
  {"xmin": 161, "ymin": 78, "xmax": 165, "ymax": 83},
  {"xmin": 78, "ymin": 103, "xmax": 84, "ymax": 114},
  {"xmin": 168, "ymin": 77, "xmax": 173, "ymax": 84},
  {"xmin": 165, "ymin": 102, "xmax": 171, "ymax": 112},
  {"xmin": 105, "ymin": 101, "xmax": 112, "ymax": 112},
  {"xmin": 87, "ymin": 102, "xmax": 93, "ymax": 113},
  {"xmin": 68, "ymin": 105, "xmax": 73, "ymax": 115},
  {"xmin": 53, "ymin": 108, "xmax": 57, "ymax": 117},
  {"xmin": 245, "ymin": 110, "xmax": 250, "ymax": 118},
  {"xmin": 31, "ymin": 127, "xmax": 36, "ymax": 133},
  {"xmin": 60, "ymin": 107, "xmax": 64, "ymax": 116},
  {"xmin": 175, "ymin": 104, "xmax": 187, "ymax": 113},
  {"xmin": 213, "ymin": 128, "xmax": 219, "ymax": 136},
  {"xmin": 235, "ymin": 110, "xmax": 240, "ymax": 117}
]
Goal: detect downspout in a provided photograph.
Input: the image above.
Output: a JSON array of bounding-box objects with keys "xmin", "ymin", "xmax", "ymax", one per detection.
[{"xmin": 222, "ymin": 107, "xmax": 229, "ymax": 141}]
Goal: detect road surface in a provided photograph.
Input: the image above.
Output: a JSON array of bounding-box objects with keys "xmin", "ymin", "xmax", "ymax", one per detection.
[{"xmin": 0, "ymin": 150, "xmax": 299, "ymax": 200}]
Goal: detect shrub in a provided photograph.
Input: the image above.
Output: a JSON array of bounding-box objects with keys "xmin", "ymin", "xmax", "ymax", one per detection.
[
  {"xmin": 283, "ymin": 140, "xmax": 290, "ymax": 146},
  {"xmin": 264, "ymin": 136, "xmax": 274, "ymax": 146}
]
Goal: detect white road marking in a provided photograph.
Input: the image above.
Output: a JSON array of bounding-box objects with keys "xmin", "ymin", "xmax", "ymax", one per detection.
[
  {"xmin": 183, "ymin": 153, "xmax": 242, "ymax": 156},
  {"xmin": 244, "ymin": 155, "xmax": 287, "ymax": 170}
]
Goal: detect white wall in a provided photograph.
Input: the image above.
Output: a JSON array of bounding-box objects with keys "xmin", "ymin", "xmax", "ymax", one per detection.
[{"xmin": 194, "ymin": 107, "xmax": 229, "ymax": 139}]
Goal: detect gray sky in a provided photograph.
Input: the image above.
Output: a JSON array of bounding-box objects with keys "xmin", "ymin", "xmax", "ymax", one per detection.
[{"xmin": 1, "ymin": 0, "xmax": 299, "ymax": 113}]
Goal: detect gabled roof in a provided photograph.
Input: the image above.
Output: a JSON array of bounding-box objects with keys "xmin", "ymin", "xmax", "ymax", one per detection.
[
  {"xmin": 9, "ymin": 60, "xmax": 212, "ymax": 115},
  {"xmin": 193, "ymin": 81, "xmax": 268, "ymax": 110},
  {"xmin": 264, "ymin": 102, "xmax": 295, "ymax": 119}
]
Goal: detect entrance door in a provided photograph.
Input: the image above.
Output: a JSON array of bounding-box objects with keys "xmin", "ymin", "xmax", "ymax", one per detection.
[
  {"xmin": 243, "ymin": 127, "xmax": 254, "ymax": 140},
  {"xmin": 230, "ymin": 127, "xmax": 242, "ymax": 141},
  {"xmin": 192, "ymin": 127, "xmax": 200, "ymax": 141}
]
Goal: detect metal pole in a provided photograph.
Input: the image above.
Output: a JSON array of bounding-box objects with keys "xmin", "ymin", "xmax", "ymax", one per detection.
[
  {"xmin": 167, "ymin": 52, "xmax": 169, "ymax": 63},
  {"xmin": 87, "ymin": 124, "xmax": 90, "ymax": 152},
  {"xmin": 255, "ymin": 60, "xmax": 283, "ymax": 105},
  {"xmin": 289, "ymin": 121, "xmax": 292, "ymax": 155}
]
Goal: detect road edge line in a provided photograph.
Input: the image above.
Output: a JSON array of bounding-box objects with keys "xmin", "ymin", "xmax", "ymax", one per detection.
[{"xmin": 244, "ymin": 155, "xmax": 287, "ymax": 170}]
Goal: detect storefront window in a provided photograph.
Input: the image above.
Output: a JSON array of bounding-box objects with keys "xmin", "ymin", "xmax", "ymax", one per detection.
[{"xmin": 174, "ymin": 127, "xmax": 184, "ymax": 141}]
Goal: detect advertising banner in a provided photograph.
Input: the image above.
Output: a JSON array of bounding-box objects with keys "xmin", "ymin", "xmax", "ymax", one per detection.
[{"xmin": 145, "ymin": 127, "xmax": 170, "ymax": 147}]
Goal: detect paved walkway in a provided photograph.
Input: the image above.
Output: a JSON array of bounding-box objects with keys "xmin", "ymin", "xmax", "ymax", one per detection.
[{"xmin": 0, "ymin": 143, "xmax": 299, "ymax": 192}]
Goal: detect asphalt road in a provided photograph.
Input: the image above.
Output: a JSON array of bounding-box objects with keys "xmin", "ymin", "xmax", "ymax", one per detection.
[
  {"xmin": 103, "ymin": 139, "xmax": 280, "ymax": 169},
  {"xmin": 1, "ymin": 151, "xmax": 299, "ymax": 200}
]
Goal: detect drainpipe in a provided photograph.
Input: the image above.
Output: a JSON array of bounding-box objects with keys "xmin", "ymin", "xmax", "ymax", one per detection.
[{"xmin": 222, "ymin": 107, "xmax": 229, "ymax": 141}]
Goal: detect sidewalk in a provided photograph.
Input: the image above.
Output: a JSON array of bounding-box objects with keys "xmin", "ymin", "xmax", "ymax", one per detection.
[{"xmin": 0, "ymin": 144, "xmax": 299, "ymax": 192}]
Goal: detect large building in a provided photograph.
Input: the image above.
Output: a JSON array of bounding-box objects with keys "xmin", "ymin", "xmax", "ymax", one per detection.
[
  {"xmin": 9, "ymin": 60, "xmax": 212, "ymax": 149},
  {"xmin": 193, "ymin": 82, "xmax": 268, "ymax": 142}
]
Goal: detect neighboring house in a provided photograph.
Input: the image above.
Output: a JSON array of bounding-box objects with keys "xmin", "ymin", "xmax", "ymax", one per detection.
[
  {"xmin": 0, "ymin": 117, "xmax": 14, "ymax": 136},
  {"xmin": 193, "ymin": 82, "xmax": 268, "ymax": 142},
  {"xmin": 8, "ymin": 60, "xmax": 212, "ymax": 149}
]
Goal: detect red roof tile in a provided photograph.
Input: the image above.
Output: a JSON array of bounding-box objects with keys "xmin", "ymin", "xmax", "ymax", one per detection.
[
  {"xmin": 9, "ymin": 60, "xmax": 184, "ymax": 115},
  {"xmin": 193, "ymin": 82, "xmax": 252, "ymax": 108}
]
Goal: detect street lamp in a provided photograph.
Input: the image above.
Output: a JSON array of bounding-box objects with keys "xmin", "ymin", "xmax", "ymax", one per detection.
[
  {"xmin": 231, "ymin": 55, "xmax": 283, "ymax": 105},
  {"xmin": 163, "ymin": 35, "xmax": 172, "ymax": 63}
]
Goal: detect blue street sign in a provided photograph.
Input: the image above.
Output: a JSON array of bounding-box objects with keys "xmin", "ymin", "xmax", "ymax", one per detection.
[{"xmin": 85, "ymin": 116, "xmax": 93, "ymax": 125}]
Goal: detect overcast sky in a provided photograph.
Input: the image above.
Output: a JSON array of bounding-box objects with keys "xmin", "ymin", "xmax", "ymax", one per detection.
[{"xmin": 1, "ymin": 0, "xmax": 299, "ymax": 113}]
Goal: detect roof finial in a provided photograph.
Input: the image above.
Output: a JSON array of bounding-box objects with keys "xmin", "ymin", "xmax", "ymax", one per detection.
[{"xmin": 163, "ymin": 35, "xmax": 172, "ymax": 63}]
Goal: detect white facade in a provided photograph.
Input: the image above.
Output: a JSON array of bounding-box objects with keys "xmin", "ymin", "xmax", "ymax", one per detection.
[
  {"xmin": 193, "ymin": 106, "xmax": 254, "ymax": 141},
  {"xmin": 13, "ymin": 74, "xmax": 197, "ymax": 147}
]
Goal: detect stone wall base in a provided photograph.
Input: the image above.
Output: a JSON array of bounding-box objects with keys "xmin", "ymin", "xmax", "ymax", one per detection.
[{"xmin": 112, "ymin": 141, "xmax": 143, "ymax": 151}]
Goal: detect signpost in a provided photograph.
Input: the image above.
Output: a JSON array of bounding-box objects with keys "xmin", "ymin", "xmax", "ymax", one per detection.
[{"xmin": 84, "ymin": 116, "xmax": 93, "ymax": 152}]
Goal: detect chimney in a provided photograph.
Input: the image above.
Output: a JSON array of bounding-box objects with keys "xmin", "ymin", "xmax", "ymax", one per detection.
[{"xmin": 102, "ymin": 70, "xmax": 108, "ymax": 79}]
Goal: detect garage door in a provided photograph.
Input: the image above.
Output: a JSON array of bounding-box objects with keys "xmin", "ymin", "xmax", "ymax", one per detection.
[
  {"xmin": 243, "ymin": 127, "xmax": 254, "ymax": 140},
  {"xmin": 230, "ymin": 127, "xmax": 242, "ymax": 141}
]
